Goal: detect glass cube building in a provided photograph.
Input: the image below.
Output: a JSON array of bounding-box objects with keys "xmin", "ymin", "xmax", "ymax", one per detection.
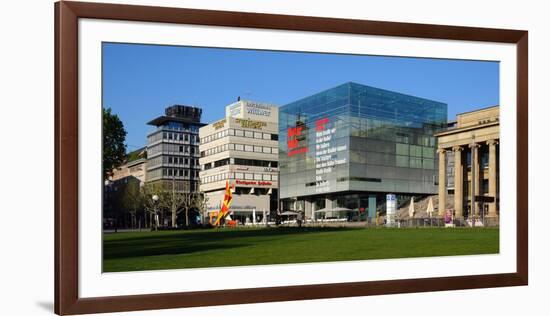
[{"xmin": 279, "ymin": 82, "xmax": 447, "ymax": 221}]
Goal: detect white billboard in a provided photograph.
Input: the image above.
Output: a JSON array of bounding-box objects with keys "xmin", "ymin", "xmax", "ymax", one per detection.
[{"xmin": 386, "ymin": 193, "xmax": 397, "ymax": 227}]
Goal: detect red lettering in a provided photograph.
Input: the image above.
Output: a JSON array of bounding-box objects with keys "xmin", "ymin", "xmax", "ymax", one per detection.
[
  {"xmin": 316, "ymin": 117, "xmax": 329, "ymax": 131},
  {"xmin": 288, "ymin": 147, "xmax": 309, "ymax": 157}
]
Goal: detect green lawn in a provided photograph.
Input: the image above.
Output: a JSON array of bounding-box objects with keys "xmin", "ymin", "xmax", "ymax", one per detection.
[{"xmin": 103, "ymin": 227, "xmax": 499, "ymax": 272}]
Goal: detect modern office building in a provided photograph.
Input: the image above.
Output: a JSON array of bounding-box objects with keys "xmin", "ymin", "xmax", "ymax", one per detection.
[
  {"xmin": 279, "ymin": 82, "xmax": 447, "ymax": 221},
  {"xmin": 146, "ymin": 105, "xmax": 205, "ymax": 192},
  {"xmin": 435, "ymin": 106, "xmax": 499, "ymax": 223},
  {"xmin": 199, "ymin": 100, "xmax": 279, "ymax": 224}
]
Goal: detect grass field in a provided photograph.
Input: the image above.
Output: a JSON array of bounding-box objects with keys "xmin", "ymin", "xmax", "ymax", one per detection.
[{"xmin": 103, "ymin": 227, "xmax": 499, "ymax": 272}]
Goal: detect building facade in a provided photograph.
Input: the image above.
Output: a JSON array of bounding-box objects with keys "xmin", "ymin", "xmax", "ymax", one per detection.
[
  {"xmin": 436, "ymin": 106, "xmax": 499, "ymax": 222},
  {"xmin": 104, "ymin": 147, "xmax": 148, "ymax": 229},
  {"xmin": 199, "ymin": 100, "xmax": 279, "ymax": 224},
  {"xmin": 279, "ymin": 82, "xmax": 447, "ymax": 221},
  {"xmin": 110, "ymin": 147, "xmax": 148, "ymax": 186},
  {"xmin": 146, "ymin": 105, "xmax": 205, "ymax": 192}
]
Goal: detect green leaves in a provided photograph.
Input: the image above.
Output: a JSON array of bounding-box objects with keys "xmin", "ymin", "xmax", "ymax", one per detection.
[{"xmin": 103, "ymin": 107, "xmax": 127, "ymax": 179}]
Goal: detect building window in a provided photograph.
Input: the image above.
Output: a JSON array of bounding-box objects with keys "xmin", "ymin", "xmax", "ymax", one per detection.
[
  {"xmin": 245, "ymin": 173, "xmax": 253, "ymax": 180},
  {"xmin": 410, "ymin": 145, "xmax": 422, "ymax": 157},
  {"xmin": 410, "ymin": 157, "xmax": 422, "ymax": 168},
  {"xmin": 422, "ymin": 158, "xmax": 434, "ymax": 169},
  {"xmin": 179, "ymin": 133, "xmax": 183, "ymax": 141},
  {"xmin": 245, "ymin": 131, "xmax": 254, "ymax": 138},
  {"xmin": 245, "ymin": 145, "xmax": 253, "ymax": 152},
  {"xmin": 396, "ymin": 155, "xmax": 409, "ymax": 167},
  {"xmin": 235, "ymin": 130, "xmax": 244, "ymax": 137},
  {"xmin": 168, "ymin": 157, "xmax": 173, "ymax": 164},
  {"xmin": 179, "ymin": 169, "xmax": 183, "ymax": 176},
  {"xmin": 163, "ymin": 132, "xmax": 167, "ymax": 139},
  {"xmin": 482, "ymin": 179, "xmax": 489, "ymax": 194},
  {"xmin": 185, "ymin": 134, "xmax": 189, "ymax": 141},
  {"xmin": 271, "ymin": 134, "xmax": 278, "ymax": 141},
  {"xmin": 179, "ymin": 146, "xmax": 183, "ymax": 152}
]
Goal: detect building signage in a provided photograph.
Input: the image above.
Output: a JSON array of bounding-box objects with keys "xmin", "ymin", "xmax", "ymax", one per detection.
[
  {"xmin": 227, "ymin": 101, "xmax": 273, "ymax": 119},
  {"xmin": 235, "ymin": 180, "xmax": 273, "ymax": 186},
  {"xmin": 213, "ymin": 119, "xmax": 226, "ymax": 130},
  {"xmin": 287, "ymin": 125, "xmax": 308, "ymax": 157},
  {"xmin": 245, "ymin": 102, "xmax": 272, "ymax": 117},
  {"xmin": 235, "ymin": 118, "xmax": 267, "ymax": 130},
  {"xmin": 228, "ymin": 103, "xmax": 242, "ymax": 117},
  {"xmin": 314, "ymin": 117, "xmax": 347, "ymax": 193}
]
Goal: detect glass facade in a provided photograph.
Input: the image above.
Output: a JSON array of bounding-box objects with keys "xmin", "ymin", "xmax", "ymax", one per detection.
[{"xmin": 279, "ymin": 82, "xmax": 447, "ymax": 202}]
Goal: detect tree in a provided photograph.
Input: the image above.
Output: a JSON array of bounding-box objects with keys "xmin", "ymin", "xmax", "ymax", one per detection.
[
  {"xmin": 192, "ymin": 192, "xmax": 209, "ymax": 225},
  {"xmin": 159, "ymin": 178, "xmax": 192, "ymax": 228},
  {"xmin": 121, "ymin": 179, "xmax": 142, "ymax": 229},
  {"xmin": 103, "ymin": 107, "xmax": 127, "ymax": 179},
  {"xmin": 141, "ymin": 185, "xmax": 163, "ymax": 230}
]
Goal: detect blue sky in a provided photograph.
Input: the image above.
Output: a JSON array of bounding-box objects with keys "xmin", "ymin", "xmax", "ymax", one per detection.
[{"xmin": 102, "ymin": 43, "xmax": 499, "ymax": 152}]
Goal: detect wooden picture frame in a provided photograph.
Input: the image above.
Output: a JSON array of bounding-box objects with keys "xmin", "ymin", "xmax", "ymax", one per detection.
[{"xmin": 55, "ymin": 1, "xmax": 528, "ymax": 315}]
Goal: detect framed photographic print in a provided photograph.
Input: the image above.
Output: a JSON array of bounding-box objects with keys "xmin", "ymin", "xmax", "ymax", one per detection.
[{"xmin": 55, "ymin": 1, "xmax": 528, "ymax": 315}]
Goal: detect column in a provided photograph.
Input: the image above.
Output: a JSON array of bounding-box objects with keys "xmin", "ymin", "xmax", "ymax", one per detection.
[
  {"xmin": 368, "ymin": 195, "xmax": 377, "ymax": 222},
  {"xmin": 305, "ymin": 199, "xmax": 313, "ymax": 221},
  {"xmin": 325, "ymin": 197, "xmax": 333, "ymax": 219},
  {"xmin": 438, "ymin": 148, "xmax": 447, "ymax": 216},
  {"xmin": 487, "ymin": 139, "xmax": 498, "ymax": 217},
  {"xmin": 469, "ymin": 143, "xmax": 480, "ymax": 217},
  {"xmin": 453, "ymin": 146, "xmax": 464, "ymax": 219}
]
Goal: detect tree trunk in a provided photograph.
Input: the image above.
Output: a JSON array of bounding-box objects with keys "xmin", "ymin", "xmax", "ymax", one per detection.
[
  {"xmin": 185, "ymin": 208, "xmax": 189, "ymax": 227},
  {"xmin": 172, "ymin": 209, "xmax": 177, "ymax": 228}
]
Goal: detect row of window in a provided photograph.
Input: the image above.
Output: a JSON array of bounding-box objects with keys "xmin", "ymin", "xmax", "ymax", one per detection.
[
  {"xmin": 203, "ymin": 158, "xmax": 278, "ymax": 170},
  {"xmin": 148, "ymin": 131, "xmax": 199, "ymax": 144},
  {"xmin": 164, "ymin": 156, "xmax": 198, "ymax": 166},
  {"xmin": 148, "ymin": 155, "xmax": 199, "ymax": 168},
  {"xmin": 162, "ymin": 168, "xmax": 200, "ymax": 178},
  {"xmin": 201, "ymin": 143, "xmax": 278, "ymax": 157},
  {"xmin": 396, "ymin": 156, "xmax": 434, "ymax": 169},
  {"xmin": 201, "ymin": 128, "xmax": 278, "ymax": 144},
  {"xmin": 148, "ymin": 143, "xmax": 199, "ymax": 156},
  {"xmin": 395, "ymin": 143, "xmax": 434, "ymax": 159},
  {"xmin": 201, "ymin": 172, "xmax": 278, "ymax": 184}
]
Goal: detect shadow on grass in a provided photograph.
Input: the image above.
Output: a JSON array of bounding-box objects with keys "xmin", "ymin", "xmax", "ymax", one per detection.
[{"xmin": 103, "ymin": 227, "xmax": 357, "ymax": 260}]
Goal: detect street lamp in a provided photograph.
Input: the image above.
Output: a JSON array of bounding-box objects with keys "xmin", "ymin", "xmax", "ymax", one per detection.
[{"xmin": 152, "ymin": 194, "xmax": 159, "ymax": 230}]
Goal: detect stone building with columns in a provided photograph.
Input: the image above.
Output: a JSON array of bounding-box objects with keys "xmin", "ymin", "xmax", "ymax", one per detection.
[{"xmin": 435, "ymin": 106, "xmax": 499, "ymax": 224}]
